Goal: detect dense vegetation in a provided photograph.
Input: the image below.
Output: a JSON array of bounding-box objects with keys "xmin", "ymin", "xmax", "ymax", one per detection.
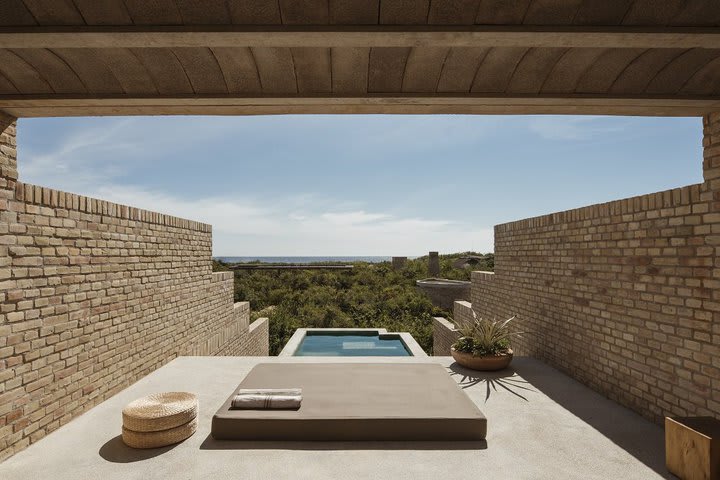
[{"xmin": 213, "ymin": 252, "xmax": 494, "ymax": 355}]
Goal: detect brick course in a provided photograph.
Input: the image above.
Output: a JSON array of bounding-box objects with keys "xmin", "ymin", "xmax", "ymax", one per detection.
[
  {"xmin": 432, "ymin": 317, "xmax": 460, "ymax": 356},
  {"xmin": 0, "ymin": 117, "xmax": 267, "ymax": 461},
  {"xmin": 468, "ymin": 113, "xmax": 720, "ymax": 423},
  {"xmin": 453, "ymin": 300, "xmax": 474, "ymax": 329},
  {"xmin": 216, "ymin": 317, "xmax": 269, "ymax": 356},
  {"xmin": 0, "ymin": 113, "xmax": 17, "ymax": 214}
]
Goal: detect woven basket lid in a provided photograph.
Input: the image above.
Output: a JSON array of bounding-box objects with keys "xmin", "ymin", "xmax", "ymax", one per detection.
[
  {"xmin": 122, "ymin": 392, "xmax": 198, "ymax": 433},
  {"xmin": 122, "ymin": 417, "xmax": 197, "ymax": 449}
]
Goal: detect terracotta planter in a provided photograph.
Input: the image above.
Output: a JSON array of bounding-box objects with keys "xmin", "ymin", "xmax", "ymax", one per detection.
[{"xmin": 451, "ymin": 348, "xmax": 513, "ymax": 371}]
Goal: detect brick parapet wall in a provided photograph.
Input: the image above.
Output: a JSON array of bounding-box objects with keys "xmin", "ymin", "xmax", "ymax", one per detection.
[
  {"xmin": 453, "ymin": 300, "xmax": 474, "ymax": 330},
  {"xmin": 0, "ymin": 118, "xmax": 268, "ymax": 460},
  {"xmin": 430, "ymin": 300, "xmax": 481, "ymax": 356},
  {"xmin": 470, "ymin": 113, "xmax": 720, "ymax": 423},
  {"xmin": 495, "ymin": 183, "xmax": 704, "ymax": 234},
  {"xmin": 432, "ymin": 317, "xmax": 460, "ymax": 356},
  {"xmin": 215, "ymin": 317, "xmax": 269, "ymax": 356},
  {"xmin": 703, "ymin": 112, "xmax": 720, "ymax": 186},
  {"xmin": 0, "ymin": 114, "xmax": 18, "ymax": 204},
  {"xmin": 234, "ymin": 300, "xmax": 251, "ymax": 331},
  {"xmin": 247, "ymin": 318, "xmax": 270, "ymax": 355},
  {"xmin": 16, "ymin": 181, "xmax": 210, "ymax": 232}
]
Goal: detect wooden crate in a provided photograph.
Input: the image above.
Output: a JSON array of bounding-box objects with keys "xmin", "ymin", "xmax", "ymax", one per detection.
[{"xmin": 666, "ymin": 416, "xmax": 720, "ymax": 480}]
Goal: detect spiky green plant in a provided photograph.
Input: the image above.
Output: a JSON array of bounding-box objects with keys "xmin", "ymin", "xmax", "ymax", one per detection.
[{"xmin": 452, "ymin": 310, "xmax": 521, "ymax": 356}]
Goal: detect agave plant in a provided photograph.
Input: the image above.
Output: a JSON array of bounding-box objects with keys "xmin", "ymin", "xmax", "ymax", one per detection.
[{"xmin": 452, "ymin": 309, "xmax": 522, "ymax": 357}]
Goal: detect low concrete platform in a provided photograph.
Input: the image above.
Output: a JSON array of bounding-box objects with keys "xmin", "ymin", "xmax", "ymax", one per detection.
[{"xmin": 0, "ymin": 356, "xmax": 672, "ymax": 480}]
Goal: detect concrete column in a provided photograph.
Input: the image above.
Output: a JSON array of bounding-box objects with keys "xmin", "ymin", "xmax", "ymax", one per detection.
[
  {"xmin": 0, "ymin": 112, "xmax": 18, "ymax": 204},
  {"xmin": 428, "ymin": 251, "xmax": 440, "ymax": 276},
  {"xmin": 391, "ymin": 256, "xmax": 407, "ymax": 270}
]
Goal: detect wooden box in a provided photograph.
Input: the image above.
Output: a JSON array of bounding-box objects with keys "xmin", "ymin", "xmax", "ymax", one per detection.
[{"xmin": 666, "ymin": 416, "xmax": 720, "ymax": 480}]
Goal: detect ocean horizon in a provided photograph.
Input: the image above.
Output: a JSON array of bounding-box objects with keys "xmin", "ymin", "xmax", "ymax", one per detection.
[{"xmin": 215, "ymin": 256, "xmax": 396, "ymax": 264}]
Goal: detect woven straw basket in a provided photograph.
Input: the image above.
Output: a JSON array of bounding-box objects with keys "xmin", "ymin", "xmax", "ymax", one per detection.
[
  {"xmin": 122, "ymin": 392, "xmax": 198, "ymax": 432},
  {"xmin": 122, "ymin": 416, "xmax": 198, "ymax": 449}
]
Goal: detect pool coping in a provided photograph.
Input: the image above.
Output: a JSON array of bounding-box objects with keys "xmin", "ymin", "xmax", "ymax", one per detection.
[{"xmin": 278, "ymin": 328, "xmax": 427, "ymax": 357}]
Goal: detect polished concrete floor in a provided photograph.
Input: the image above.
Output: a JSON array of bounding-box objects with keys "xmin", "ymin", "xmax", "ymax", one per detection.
[{"xmin": 0, "ymin": 356, "xmax": 672, "ymax": 480}]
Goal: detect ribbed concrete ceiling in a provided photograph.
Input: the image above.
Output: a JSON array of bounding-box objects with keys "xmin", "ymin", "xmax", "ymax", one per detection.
[{"xmin": 0, "ymin": 0, "xmax": 719, "ymax": 117}]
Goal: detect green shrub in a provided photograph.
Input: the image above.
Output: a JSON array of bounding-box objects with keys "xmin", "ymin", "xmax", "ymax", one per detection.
[
  {"xmin": 213, "ymin": 253, "xmax": 493, "ymax": 355},
  {"xmin": 452, "ymin": 311, "xmax": 520, "ymax": 356}
]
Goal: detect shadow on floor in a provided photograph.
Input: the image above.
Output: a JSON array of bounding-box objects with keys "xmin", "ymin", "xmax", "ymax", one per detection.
[
  {"xmin": 515, "ymin": 359, "xmax": 674, "ymax": 480},
  {"xmin": 447, "ymin": 363, "xmax": 535, "ymax": 402},
  {"xmin": 99, "ymin": 435, "xmax": 179, "ymax": 463},
  {"xmin": 199, "ymin": 434, "xmax": 487, "ymax": 451}
]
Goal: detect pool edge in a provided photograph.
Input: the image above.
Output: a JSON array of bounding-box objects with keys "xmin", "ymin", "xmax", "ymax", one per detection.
[{"xmin": 278, "ymin": 328, "xmax": 427, "ymax": 357}]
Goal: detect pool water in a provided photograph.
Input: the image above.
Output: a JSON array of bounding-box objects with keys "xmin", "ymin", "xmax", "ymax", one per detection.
[{"xmin": 294, "ymin": 331, "xmax": 412, "ymax": 356}]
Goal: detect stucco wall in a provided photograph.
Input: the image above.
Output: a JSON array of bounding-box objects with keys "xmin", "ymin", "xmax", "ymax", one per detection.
[
  {"xmin": 0, "ymin": 115, "xmax": 266, "ymax": 460},
  {"xmin": 469, "ymin": 113, "xmax": 720, "ymax": 423}
]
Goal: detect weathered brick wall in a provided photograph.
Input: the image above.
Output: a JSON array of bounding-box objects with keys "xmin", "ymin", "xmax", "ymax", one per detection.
[
  {"xmin": 216, "ymin": 317, "xmax": 269, "ymax": 356},
  {"xmin": 0, "ymin": 113, "xmax": 17, "ymax": 198},
  {"xmin": 246, "ymin": 318, "xmax": 270, "ymax": 355},
  {"xmin": 432, "ymin": 317, "xmax": 461, "ymax": 356},
  {"xmin": 453, "ymin": 300, "xmax": 474, "ymax": 330},
  {"xmin": 0, "ymin": 117, "xmax": 267, "ymax": 460},
  {"xmin": 469, "ymin": 113, "xmax": 720, "ymax": 423}
]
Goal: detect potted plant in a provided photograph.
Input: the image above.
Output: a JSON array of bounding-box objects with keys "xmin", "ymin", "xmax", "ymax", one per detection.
[{"xmin": 450, "ymin": 311, "xmax": 521, "ymax": 371}]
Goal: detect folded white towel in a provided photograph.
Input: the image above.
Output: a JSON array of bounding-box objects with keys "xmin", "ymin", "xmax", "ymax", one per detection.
[
  {"xmin": 237, "ymin": 388, "xmax": 302, "ymax": 396},
  {"xmin": 231, "ymin": 394, "xmax": 301, "ymax": 410}
]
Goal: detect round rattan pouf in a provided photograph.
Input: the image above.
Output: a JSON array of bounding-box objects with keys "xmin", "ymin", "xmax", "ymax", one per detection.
[
  {"xmin": 123, "ymin": 392, "xmax": 198, "ymax": 432},
  {"xmin": 122, "ymin": 417, "xmax": 198, "ymax": 449}
]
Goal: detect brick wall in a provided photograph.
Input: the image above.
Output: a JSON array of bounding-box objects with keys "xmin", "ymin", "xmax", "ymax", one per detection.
[
  {"xmin": 0, "ymin": 117, "xmax": 267, "ymax": 460},
  {"xmin": 216, "ymin": 317, "xmax": 269, "ymax": 356},
  {"xmin": 453, "ymin": 300, "xmax": 474, "ymax": 330},
  {"xmin": 0, "ymin": 113, "xmax": 17, "ymax": 198},
  {"xmin": 432, "ymin": 317, "xmax": 461, "ymax": 355},
  {"xmin": 468, "ymin": 113, "xmax": 720, "ymax": 423}
]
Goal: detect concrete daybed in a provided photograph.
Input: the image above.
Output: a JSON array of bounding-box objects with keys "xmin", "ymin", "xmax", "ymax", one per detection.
[{"xmin": 211, "ymin": 362, "xmax": 486, "ymax": 441}]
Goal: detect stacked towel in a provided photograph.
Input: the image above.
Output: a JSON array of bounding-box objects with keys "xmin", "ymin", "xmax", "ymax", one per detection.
[{"xmin": 231, "ymin": 388, "xmax": 302, "ymax": 410}]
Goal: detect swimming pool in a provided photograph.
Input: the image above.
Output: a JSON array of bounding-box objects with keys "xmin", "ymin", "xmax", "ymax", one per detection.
[
  {"xmin": 296, "ymin": 331, "xmax": 410, "ymax": 356},
  {"xmin": 279, "ymin": 328, "xmax": 426, "ymax": 357}
]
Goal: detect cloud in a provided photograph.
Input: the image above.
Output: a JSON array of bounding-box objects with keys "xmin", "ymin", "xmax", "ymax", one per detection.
[
  {"xmin": 81, "ymin": 184, "xmax": 493, "ymax": 256},
  {"xmin": 320, "ymin": 211, "xmax": 392, "ymax": 226},
  {"xmin": 18, "ymin": 116, "xmax": 280, "ymax": 190},
  {"xmin": 16, "ymin": 115, "xmax": 499, "ymax": 256},
  {"xmin": 526, "ymin": 116, "xmax": 627, "ymax": 141},
  {"xmin": 16, "ymin": 114, "xmax": 701, "ymax": 258},
  {"xmin": 20, "ymin": 119, "xmax": 135, "ymax": 186}
]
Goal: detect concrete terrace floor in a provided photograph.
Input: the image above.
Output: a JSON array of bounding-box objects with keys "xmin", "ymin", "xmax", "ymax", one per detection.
[{"xmin": 0, "ymin": 356, "xmax": 672, "ymax": 480}]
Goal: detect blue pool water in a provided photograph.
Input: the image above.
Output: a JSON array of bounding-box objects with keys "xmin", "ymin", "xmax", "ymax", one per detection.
[{"xmin": 294, "ymin": 331, "xmax": 412, "ymax": 356}]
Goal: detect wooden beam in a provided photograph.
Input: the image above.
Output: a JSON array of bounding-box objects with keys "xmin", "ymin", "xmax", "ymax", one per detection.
[
  {"xmin": 0, "ymin": 94, "xmax": 718, "ymax": 117},
  {"xmin": 0, "ymin": 26, "xmax": 719, "ymax": 49}
]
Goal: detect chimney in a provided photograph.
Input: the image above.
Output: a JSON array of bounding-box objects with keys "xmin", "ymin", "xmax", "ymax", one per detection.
[{"xmin": 428, "ymin": 251, "xmax": 440, "ymax": 277}]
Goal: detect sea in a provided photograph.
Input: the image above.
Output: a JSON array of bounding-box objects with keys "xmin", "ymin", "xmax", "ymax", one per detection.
[{"xmin": 215, "ymin": 256, "xmax": 392, "ymax": 264}]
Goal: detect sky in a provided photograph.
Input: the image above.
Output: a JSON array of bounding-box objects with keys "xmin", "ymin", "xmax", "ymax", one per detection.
[{"xmin": 17, "ymin": 115, "xmax": 703, "ymax": 256}]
